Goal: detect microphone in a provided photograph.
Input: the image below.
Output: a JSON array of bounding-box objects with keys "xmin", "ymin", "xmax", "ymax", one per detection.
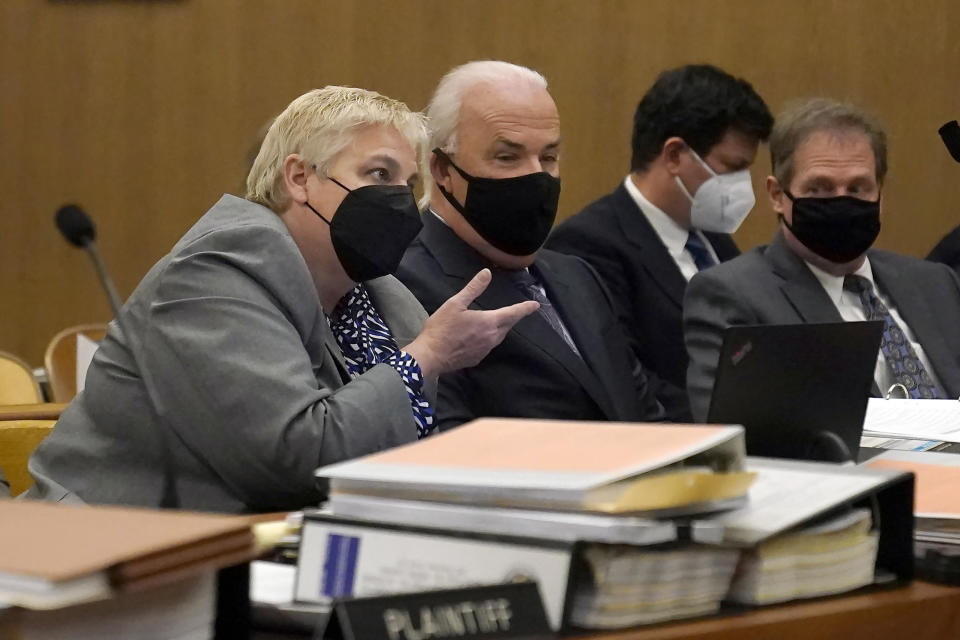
[
  {"xmin": 939, "ymin": 120, "xmax": 960, "ymax": 163},
  {"xmin": 54, "ymin": 204, "xmax": 123, "ymax": 316}
]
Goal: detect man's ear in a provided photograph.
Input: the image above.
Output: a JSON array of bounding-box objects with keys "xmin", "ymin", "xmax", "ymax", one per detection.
[
  {"xmin": 430, "ymin": 151, "xmax": 452, "ymax": 191},
  {"xmin": 282, "ymin": 154, "xmax": 310, "ymax": 205},
  {"xmin": 767, "ymin": 175, "xmax": 786, "ymax": 216},
  {"xmin": 662, "ymin": 137, "xmax": 687, "ymax": 175}
]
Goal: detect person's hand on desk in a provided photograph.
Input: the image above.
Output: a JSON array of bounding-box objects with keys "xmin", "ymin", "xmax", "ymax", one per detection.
[{"xmin": 404, "ymin": 268, "xmax": 539, "ymax": 378}]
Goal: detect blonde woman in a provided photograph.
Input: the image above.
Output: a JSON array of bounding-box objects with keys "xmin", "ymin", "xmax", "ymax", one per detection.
[{"xmin": 26, "ymin": 87, "xmax": 536, "ymax": 512}]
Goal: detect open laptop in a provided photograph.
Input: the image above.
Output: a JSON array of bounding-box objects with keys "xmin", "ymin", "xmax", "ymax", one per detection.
[{"xmin": 707, "ymin": 321, "xmax": 883, "ymax": 463}]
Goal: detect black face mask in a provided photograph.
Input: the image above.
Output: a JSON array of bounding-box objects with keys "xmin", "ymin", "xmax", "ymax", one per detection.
[
  {"xmin": 433, "ymin": 148, "xmax": 561, "ymax": 256},
  {"xmin": 781, "ymin": 190, "xmax": 881, "ymax": 263},
  {"xmin": 305, "ymin": 177, "xmax": 422, "ymax": 282}
]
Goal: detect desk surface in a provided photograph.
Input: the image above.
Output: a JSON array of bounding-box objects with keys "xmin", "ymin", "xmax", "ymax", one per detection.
[
  {"xmin": 251, "ymin": 581, "xmax": 960, "ymax": 639},
  {"xmin": 0, "ymin": 403, "xmax": 66, "ymax": 421},
  {"xmin": 590, "ymin": 581, "xmax": 960, "ymax": 640}
]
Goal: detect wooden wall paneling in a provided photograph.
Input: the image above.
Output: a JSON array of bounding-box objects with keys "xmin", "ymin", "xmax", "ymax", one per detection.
[{"xmin": 1, "ymin": 0, "xmax": 959, "ymax": 363}]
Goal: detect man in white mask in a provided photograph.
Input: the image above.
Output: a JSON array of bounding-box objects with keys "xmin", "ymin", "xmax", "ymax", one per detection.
[{"xmin": 548, "ymin": 64, "xmax": 772, "ymax": 421}]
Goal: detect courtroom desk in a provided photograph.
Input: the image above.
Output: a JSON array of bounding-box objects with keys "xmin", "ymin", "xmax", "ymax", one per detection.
[
  {"xmin": 0, "ymin": 403, "xmax": 66, "ymax": 421},
  {"xmin": 591, "ymin": 581, "xmax": 960, "ymax": 640},
  {"xmin": 251, "ymin": 581, "xmax": 960, "ymax": 639}
]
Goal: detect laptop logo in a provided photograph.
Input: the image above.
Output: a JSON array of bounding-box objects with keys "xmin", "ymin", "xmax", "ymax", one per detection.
[{"xmin": 731, "ymin": 340, "xmax": 752, "ymax": 365}]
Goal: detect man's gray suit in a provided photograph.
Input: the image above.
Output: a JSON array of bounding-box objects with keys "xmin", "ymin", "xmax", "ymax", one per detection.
[
  {"xmin": 684, "ymin": 232, "xmax": 960, "ymax": 422},
  {"xmin": 26, "ymin": 195, "xmax": 429, "ymax": 513}
]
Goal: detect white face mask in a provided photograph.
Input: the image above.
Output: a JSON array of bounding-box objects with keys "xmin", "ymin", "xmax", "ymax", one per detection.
[{"xmin": 674, "ymin": 147, "xmax": 756, "ymax": 234}]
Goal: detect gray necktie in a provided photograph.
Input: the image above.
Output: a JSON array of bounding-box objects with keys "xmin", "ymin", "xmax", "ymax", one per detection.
[{"xmin": 507, "ymin": 269, "xmax": 582, "ymax": 357}]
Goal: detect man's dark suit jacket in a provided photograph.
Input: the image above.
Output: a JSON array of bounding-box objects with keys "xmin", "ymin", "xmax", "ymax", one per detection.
[
  {"xmin": 927, "ymin": 224, "xmax": 960, "ymax": 275},
  {"xmin": 684, "ymin": 232, "xmax": 960, "ymax": 422},
  {"xmin": 546, "ymin": 183, "xmax": 739, "ymax": 420},
  {"xmin": 397, "ymin": 211, "xmax": 664, "ymax": 431}
]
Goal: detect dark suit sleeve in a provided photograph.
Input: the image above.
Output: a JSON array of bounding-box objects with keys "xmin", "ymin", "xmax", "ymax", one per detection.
[
  {"xmin": 550, "ymin": 223, "xmax": 639, "ymax": 356},
  {"xmin": 434, "ymin": 370, "xmax": 478, "ymax": 431},
  {"xmin": 576, "ymin": 257, "xmax": 666, "ymax": 422},
  {"xmin": 927, "ymin": 225, "xmax": 960, "ymax": 275},
  {"xmin": 551, "ymin": 222, "xmax": 689, "ymax": 420},
  {"xmin": 683, "ymin": 268, "xmax": 758, "ymax": 423}
]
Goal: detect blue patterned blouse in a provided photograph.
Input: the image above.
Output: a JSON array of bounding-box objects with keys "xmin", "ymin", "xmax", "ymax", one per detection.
[{"xmin": 326, "ymin": 284, "xmax": 436, "ymax": 438}]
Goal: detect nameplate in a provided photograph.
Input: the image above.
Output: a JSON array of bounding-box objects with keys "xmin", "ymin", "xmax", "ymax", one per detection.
[{"xmin": 319, "ymin": 582, "xmax": 552, "ymax": 640}]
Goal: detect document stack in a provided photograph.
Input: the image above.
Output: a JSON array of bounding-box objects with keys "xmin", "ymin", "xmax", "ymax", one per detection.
[
  {"xmin": 701, "ymin": 457, "xmax": 913, "ymax": 605},
  {"xmin": 867, "ymin": 449, "xmax": 960, "ymax": 584},
  {"xmin": 725, "ymin": 509, "xmax": 878, "ymax": 604},
  {"xmin": 298, "ymin": 420, "xmax": 915, "ymax": 632},
  {"xmin": 569, "ymin": 544, "xmax": 740, "ymax": 628},
  {"xmin": 301, "ymin": 418, "xmax": 756, "ymax": 631},
  {"xmin": 0, "ymin": 500, "xmax": 256, "ymax": 640}
]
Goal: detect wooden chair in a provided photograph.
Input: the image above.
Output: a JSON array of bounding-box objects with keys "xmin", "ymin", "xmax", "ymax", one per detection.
[
  {"xmin": 44, "ymin": 323, "xmax": 108, "ymax": 403},
  {"xmin": 0, "ymin": 419, "xmax": 55, "ymax": 496},
  {"xmin": 0, "ymin": 351, "xmax": 43, "ymax": 405}
]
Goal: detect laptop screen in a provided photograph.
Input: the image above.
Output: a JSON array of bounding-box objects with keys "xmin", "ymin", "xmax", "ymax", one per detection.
[{"xmin": 707, "ymin": 321, "xmax": 883, "ymax": 462}]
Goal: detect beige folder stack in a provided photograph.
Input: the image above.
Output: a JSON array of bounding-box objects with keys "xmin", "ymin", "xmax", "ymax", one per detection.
[
  {"xmin": 0, "ymin": 500, "xmax": 257, "ymax": 640},
  {"xmin": 308, "ymin": 418, "xmax": 756, "ymax": 630}
]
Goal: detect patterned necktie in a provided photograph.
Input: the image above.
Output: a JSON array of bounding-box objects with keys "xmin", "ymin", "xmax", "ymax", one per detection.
[
  {"xmin": 507, "ymin": 269, "xmax": 582, "ymax": 357},
  {"xmin": 685, "ymin": 232, "xmax": 717, "ymax": 271},
  {"xmin": 843, "ymin": 274, "xmax": 941, "ymax": 399}
]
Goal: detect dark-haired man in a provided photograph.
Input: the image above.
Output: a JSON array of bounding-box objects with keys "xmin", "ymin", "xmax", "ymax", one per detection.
[{"xmin": 547, "ymin": 65, "xmax": 772, "ymax": 420}]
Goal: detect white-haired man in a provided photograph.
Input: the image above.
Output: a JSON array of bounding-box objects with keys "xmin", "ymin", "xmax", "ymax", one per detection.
[
  {"xmin": 398, "ymin": 61, "xmax": 664, "ymax": 430},
  {"xmin": 26, "ymin": 86, "xmax": 536, "ymax": 512}
]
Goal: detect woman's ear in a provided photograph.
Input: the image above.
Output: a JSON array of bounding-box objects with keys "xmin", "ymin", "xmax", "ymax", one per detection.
[{"xmin": 282, "ymin": 154, "xmax": 311, "ymax": 205}]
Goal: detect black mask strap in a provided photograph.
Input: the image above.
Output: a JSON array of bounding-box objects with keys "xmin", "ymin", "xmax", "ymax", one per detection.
[
  {"xmin": 433, "ymin": 148, "xmax": 475, "ymax": 181},
  {"xmin": 433, "ymin": 149, "xmax": 470, "ymax": 214},
  {"xmin": 303, "ymin": 173, "xmax": 353, "ymax": 224},
  {"xmin": 328, "ymin": 176, "xmax": 352, "ymax": 193},
  {"xmin": 301, "ymin": 164, "xmax": 339, "ymax": 224},
  {"xmin": 304, "ymin": 201, "xmax": 332, "ymax": 226}
]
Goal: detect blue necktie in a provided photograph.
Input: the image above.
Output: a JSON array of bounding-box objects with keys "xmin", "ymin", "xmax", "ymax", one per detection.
[
  {"xmin": 685, "ymin": 232, "xmax": 717, "ymax": 271},
  {"xmin": 843, "ymin": 274, "xmax": 941, "ymax": 399}
]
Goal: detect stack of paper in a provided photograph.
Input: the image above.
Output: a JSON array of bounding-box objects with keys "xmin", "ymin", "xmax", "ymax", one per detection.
[
  {"xmin": 726, "ymin": 509, "xmax": 878, "ymax": 605},
  {"xmin": 316, "ymin": 418, "xmax": 755, "ymax": 515},
  {"xmin": 0, "ymin": 572, "xmax": 216, "ymax": 640},
  {"xmin": 570, "ymin": 545, "xmax": 739, "ymax": 628},
  {"xmin": 0, "ymin": 500, "xmax": 257, "ymax": 639},
  {"xmin": 303, "ymin": 419, "xmax": 757, "ymax": 631},
  {"xmin": 325, "ymin": 493, "xmax": 679, "ymax": 545},
  {"xmin": 693, "ymin": 457, "xmax": 912, "ymax": 605},
  {"xmin": 304, "ymin": 423, "xmax": 913, "ymax": 630},
  {"xmin": 867, "ymin": 450, "xmax": 960, "ymax": 545},
  {"xmin": 862, "ymin": 398, "xmax": 960, "ymax": 443},
  {"xmin": 700, "ymin": 457, "xmax": 897, "ymax": 546}
]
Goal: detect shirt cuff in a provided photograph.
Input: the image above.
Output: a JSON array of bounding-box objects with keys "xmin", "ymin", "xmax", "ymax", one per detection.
[{"xmin": 383, "ymin": 350, "xmax": 426, "ymax": 395}]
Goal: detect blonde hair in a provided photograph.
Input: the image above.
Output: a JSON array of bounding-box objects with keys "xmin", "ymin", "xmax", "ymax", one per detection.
[
  {"xmin": 246, "ymin": 86, "xmax": 427, "ymax": 212},
  {"xmin": 421, "ymin": 61, "xmax": 548, "ymax": 207}
]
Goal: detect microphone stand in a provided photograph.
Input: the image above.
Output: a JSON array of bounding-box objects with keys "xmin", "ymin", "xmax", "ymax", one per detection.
[{"xmin": 83, "ymin": 239, "xmax": 123, "ymax": 317}]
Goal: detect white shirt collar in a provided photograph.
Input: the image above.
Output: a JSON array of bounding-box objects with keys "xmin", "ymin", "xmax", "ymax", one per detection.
[
  {"xmin": 428, "ymin": 208, "xmax": 449, "ymax": 226},
  {"xmin": 805, "ymin": 257, "xmax": 876, "ymax": 305},
  {"xmin": 622, "ymin": 175, "xmax": 691, "ymax": 258}
]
